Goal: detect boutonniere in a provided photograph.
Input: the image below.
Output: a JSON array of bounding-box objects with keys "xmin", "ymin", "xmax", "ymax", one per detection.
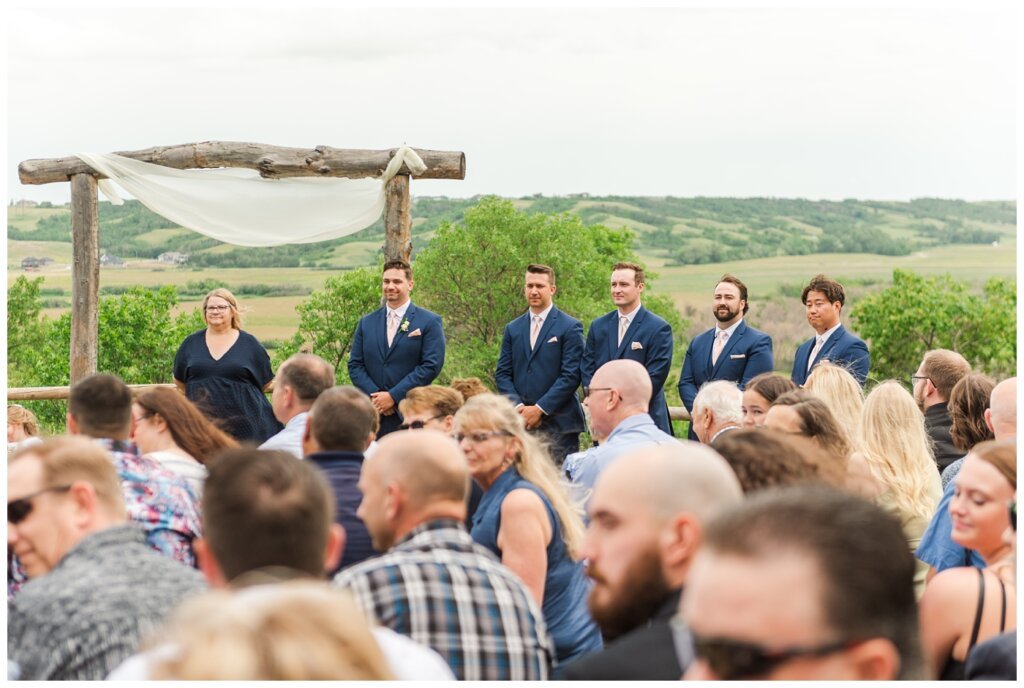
[{"xmin": 400, "ymin": 319, "xmax": 410, "ymax": 333}]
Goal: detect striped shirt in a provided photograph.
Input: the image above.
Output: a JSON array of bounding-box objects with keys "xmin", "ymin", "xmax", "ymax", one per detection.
[{"xmin": 333, "ymin": 519, "xmax": 554, "ymax": 680}]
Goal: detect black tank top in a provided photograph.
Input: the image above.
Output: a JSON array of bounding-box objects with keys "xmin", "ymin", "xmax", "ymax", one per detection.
[{"xmin": 940, "ymin": 568, "xmax": 1007, "ymax": 681}]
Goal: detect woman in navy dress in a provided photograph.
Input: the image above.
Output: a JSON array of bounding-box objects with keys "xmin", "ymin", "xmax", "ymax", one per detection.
[
  {"xmin": 173, "ymin": 289, "xmax": 282, "ymax": 444},
  {"xmin": 454, "ymin": 393, "xmax": 602, "ymax": 667}
]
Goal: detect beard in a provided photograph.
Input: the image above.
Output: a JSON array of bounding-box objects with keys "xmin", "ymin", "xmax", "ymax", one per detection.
[
  {"xmin": 714, "ymin": 305, "xmax": 739, "ymax": 323},
  {"xmin": 587, "ymin": 546, "xmax": 672, "ymax": 641},
  {"xmin": 913, "ymin": 382, "xmax": 926, "ymax": 413}
]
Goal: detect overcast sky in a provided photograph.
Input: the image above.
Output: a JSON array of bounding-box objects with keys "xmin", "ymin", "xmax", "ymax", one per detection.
[{"xmin": 7, "ymin": 4, "xmax": 1017, "ymax": 204}]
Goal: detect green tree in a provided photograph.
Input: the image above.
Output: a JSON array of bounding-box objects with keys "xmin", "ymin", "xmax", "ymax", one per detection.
[{"xmin": 850, "ymin": 269, "xmax": 1016, "ymax": 383}]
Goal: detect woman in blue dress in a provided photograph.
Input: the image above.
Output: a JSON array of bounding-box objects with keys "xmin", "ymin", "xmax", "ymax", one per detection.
[
  {"xmin": 454, "ymin": 393, "xmax": 602, "ymax": 667},
  {"xmin": 173, "ymin": 289, "xmax": 281, "ymax": 444}
]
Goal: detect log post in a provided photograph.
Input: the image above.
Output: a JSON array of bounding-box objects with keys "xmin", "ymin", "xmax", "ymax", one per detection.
[
  {"xmin": 70, "ymin": 173, "xmax": 100, "ymax": 385},
  {"xmin": 383, "ymin": 174, "xmax": 412, "ymax": 263}
]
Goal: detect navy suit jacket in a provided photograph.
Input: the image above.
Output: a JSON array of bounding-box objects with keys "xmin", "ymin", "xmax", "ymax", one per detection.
[
  {"xmin": 347, "ymin": 302, "xmax": 445, "ymax": 434},
  {"xmin": 790, "ymin": 324, "xmax": 870, "ymax": 386},
  {"xmin": 581, "ymin": 305, "xmax": 674, "ymax": 434},
  {"xmin": 678, "ymin": 321, "xmax": 774, "ymax": 438},
  {"xmin": 495, "ymin": 306, "xmax": 585, "ymax": 435}
]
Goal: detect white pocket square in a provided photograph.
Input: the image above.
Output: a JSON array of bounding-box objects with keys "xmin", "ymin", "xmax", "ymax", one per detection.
[
  {"xmin": 631, "ymin": 341, "xmax": 643, "ymax": 351},
  {"xmin": 408, "ymin": 328, "xmax": 422, "ymax": 338},
  {"xmin": 730, "ymin": 354, "xmax": 746, "ymax": 359},
  {"xmin": 547, "ymin": 336, "xmax": 558, "ymax": 343}
]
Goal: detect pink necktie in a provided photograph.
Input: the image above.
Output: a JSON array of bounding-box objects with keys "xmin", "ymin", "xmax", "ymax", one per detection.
[
  {"xmin": 618, "ymin": 316, "xmax": 629, "ymax": 346},
  {"xmin": 387, "ymin": 311, "xmax": 399, "ymax": 347},
  {"xmin": 807, "ymin": 336, "xmax": 824, "ymax": 371},
  {"xmin": 530, "ymin": 315, "xmax": 542, "ymax": 349},
  {"xmin": 712, "ymin": 330, "xmax": 728, "ymax": 366}
]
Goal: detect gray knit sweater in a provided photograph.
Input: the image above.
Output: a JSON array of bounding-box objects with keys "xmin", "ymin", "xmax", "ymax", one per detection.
[{"xmin": 7, "ymin": 524, "xmax": 206, "ymax": 680}]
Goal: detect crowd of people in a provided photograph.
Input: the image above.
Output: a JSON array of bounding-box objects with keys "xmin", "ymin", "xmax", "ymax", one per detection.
[{"xmin": 6, "ymin": 260, "xmax": 1017, "ymax": 681}]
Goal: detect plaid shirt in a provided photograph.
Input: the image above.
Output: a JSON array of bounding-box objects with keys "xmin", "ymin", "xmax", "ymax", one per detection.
[{"xmin": 333, "ymin": 519, "xmax": 554, "ymax": 680}]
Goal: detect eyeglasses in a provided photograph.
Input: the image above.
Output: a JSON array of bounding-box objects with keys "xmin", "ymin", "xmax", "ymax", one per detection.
[
  {"xmin": 691, "ymin": 632, "xmax": 856, "ymax": 680},
  {"xmin": 398, "ymin": 414, "xmax": 446, "ymax": 431},
  {"xmin": 1010, "ymin": 500, "xmax": 1017, "ymax": 532},
  {"xmin": 910, "ymin": 374, "xmax": 929, "ymax": 386},
  {"xmin": 454, "ymin": 430, "xmax": 511, "ymax": 444},
  {"xmin": 205, "ymin": 305, "xmax": 231, "ymax": 312},
  {"xmin": 583, "ymin": 386, "xmax": 615, "ymax": 399},
  {"xmin": 8, "ymin": 485, "xmax": 73, "ymax": 525}
]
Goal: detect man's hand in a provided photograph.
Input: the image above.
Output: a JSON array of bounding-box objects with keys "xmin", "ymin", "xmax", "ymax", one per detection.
[
  {"xmin": 518, "ymin": 404, "xmax": 544, "ymax": 430},
  {"xmin": 370, "ymin": 391, "xmax": 396, "ymax": 416}
]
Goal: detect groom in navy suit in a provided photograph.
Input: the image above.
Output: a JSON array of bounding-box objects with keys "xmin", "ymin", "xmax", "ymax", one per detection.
[
  {"xmin": 581, "ymin": 262, "xmax": 674, "ymax": 435},
  {"xmin": 791, "ymin": 274, "xmax": 870, "ymax": 386},
  {"xmin": 495, "ymin": 264, "xmax": 585, "ymax": 464},
  {"xmin": 678, "ymin": 274, "xmax": 774, "ymax": 441},
  {"xmin": 348, "ymin": 259, "xmax": 445, "ymax": 437}
]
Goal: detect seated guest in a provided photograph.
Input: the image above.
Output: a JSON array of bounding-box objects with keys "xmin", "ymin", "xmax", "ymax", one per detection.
[
  {"xmin": 301, "ymin": 386, "xmax": 379, "ymax": 573},
  {"xmin": 8, "ymin": 404, "xmax": 42, "ymax": 453},
  {"xmin": 66, "ymin": 373, "xmax": 201, "ymax": 567},
  {"xmin": 333, "ymin": 430, "xmax": 554, "ymax": 680},
  {"xmin": 918, "ymin": 377, "xmax": 1015, "ymax": 580},
  {"xmin": 712, "ymin": 427, "xmax": 845, "ymax": 492},
  {"xmin": 564, "ymin": 359, "xmax": 678, "ymax": 494},
  {"xmin": 913, "ymin": 349, "xmax": 972, "ymax": 472},
  {"xmin": 450, "ymin": 376, "xmax": 489, "ymax": 400},
  {"xmin": 149, "ymin": 582, "xmax": 394, "ymax": 680},
  {"xmin": 109, "ymin": 447, "xmax": 454, "ymax": 681},
  {"xmin": 804, "ymin": 361, "xmax": 864, "ymax": 442},
  {"xmin": 7, "ymin": 437, "xmax": 205, "ymax": 680},
  {"xmin": 559, "ymin": 443, "xmax": 743, "ymax": 680},
  {"xmin": 856, "ymin": 381, "xmax": 942, "ymax": 598},
  {"xmin": 942, "ymin": 373, "xmax": 996, "ymax": 489},
  {"xmin": 682, "ymin": 485, "xmax": 924, "ymax": 680},
  {"xmin": 740, "ymin": 372, "xmax": 797, "ymax": 427},
  {"xmin": 261, "ymin": 353, "xmax": 335, "ymax": 458},
  {"xmin": 132, "ymin": 387, "xmax": 238, "ymax": 497},
  {"xmin": 919, "ymin": 440, "xmax": 1016, "ymax": 680},
  {"xmin": 691, "ymin": 380, "xmax": 743, "ymax": 444},
  {"xmin": 455, "ymin": 393, "xmax": 603, "ymax": 665},
  {"xmin": 397, "ymin": 385, "xmax": 483, "ymax": 520}
]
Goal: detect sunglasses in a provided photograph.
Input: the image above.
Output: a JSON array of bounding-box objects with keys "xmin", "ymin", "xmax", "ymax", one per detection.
[
  {"xmin": 1010, "ymin": 500, "xmax": 1017, "ymax": 532},
  {"xmin": 454, "ymin": 430, "xmax": 511, "ymax": 444},
  {"xmin": 8, "ymin": 485, "xmax": 73, "ymax": 525},
  {"xmin": 691, "ymin": 631, "xmax": 855, "ymax": 680},
  {"xmin": 398, "ymin": 414, "xmax": 446, "ymax": 431}
]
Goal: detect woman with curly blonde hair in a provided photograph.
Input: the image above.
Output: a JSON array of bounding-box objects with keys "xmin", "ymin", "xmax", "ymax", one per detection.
[
  {"xmin": 857, "ymin": 381, "xmax": 942, "ymax": 598},
  {"xmin": 454, "ymin": 393, "xmax": 602, "ymax": 665}
]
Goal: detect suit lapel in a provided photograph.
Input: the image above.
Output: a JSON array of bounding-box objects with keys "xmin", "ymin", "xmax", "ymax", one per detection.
[
  {"xmin": 519, "ymin": 312, "xmax": 534, "ymax": 362},
  {"xmin": 615, "ymin": 306, "xmax": 645, "ymax": 358},
  {"xmin": 814, "ymin": 325, "xmax": 844, "ymax": 367},
  {"xmin": 373, "ymin": 308, "xmax": 388, "ymax": 360},
  {"xmin": 528, "ymin": 308, "xmax": 559, "ymax": 363},
  {"xmin": 711, "ymin": 322, "xmax": 746, "ymax": 377}
]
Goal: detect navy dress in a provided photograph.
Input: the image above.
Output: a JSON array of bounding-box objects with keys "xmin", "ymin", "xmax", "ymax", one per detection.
[
  {"xmin": 471, "ymin": 467, "xmax": 603, "ymax": 667},
  {"xmin": 173, "ymin": 329, "xmax": 282, "ymax": 444}
]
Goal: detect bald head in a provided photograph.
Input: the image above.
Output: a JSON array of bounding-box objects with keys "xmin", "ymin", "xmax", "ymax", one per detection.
[
  {"xmin": 592, "ymin": 359, "xmax": 652, "ymax": 410},
  {"xmin": 987, "ymin": 377, "xmax": 1016, "ymax": 440},
  {"xmin": 593, "ymin": 441, "xmax": 743, "ymax": 524},
  {"xmin": 372, "ymin": 430, "xmax": 470, "ymax": 513}
]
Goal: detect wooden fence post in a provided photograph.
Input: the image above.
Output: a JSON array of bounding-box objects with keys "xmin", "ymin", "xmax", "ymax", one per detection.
[
  {"xmin": 69, "ymin": 173, "xmax": 99, "ymax": 385},
  {"xmin": 383, "ymin": 174, "xmax": 412, "ymax": 263}
]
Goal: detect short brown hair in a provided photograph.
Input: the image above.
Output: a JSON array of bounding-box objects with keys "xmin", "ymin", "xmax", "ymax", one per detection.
[
  {"xmin": 921, "ymin": 349, "xmax": 971, "ymax": 400},
  {"xmin": 450, "ymin": 378, "xmax": 489, "ymax": 400},
  {"xmin": 202, "ymin": 448, "xmax": 335, "ymax": 581},
  {"xmin": 278, "ymin": 354, "xmax": 336, "ymax": 403},
  {"xmin": 717, "ymin": 274, "xmax": 749, "ymax": 315},
  {"xmin": 398, "ymin": 385, "xmax": 465, "ymax": 419},
  {"xmin": 801, "ymin": 274, "xmax": 845, "ymax": 308},
  {"xmin": 712, "ymin": 428, "xmax": 843, "ymax": 493},
  {"xmin": 612, "ymin": 261, "xmax": 645, "ymax": 285},
  {"xmin": 527, "ymin": 264, "xmax": 555, "ymax": 284},
  {"xmin": 382, "ymin": 259, "xmax": 412, "ymax": 280},
  {"xmin": 135, "ymin": 388, "xmax": 239, "ymax": 466},
  {"xmin": 746, "ymin": 373, "xmax": 798, "ymax": 405},
  {"xmin": 308, "ymin": 387, "xmax": 377, "ymax": 452},
  {"xmin": 11, "ymin": 436, "xmax": 125, "ymax": 516},
  {"xmin": 68, "ymin": 373, "xmax": 133, "ymax": 439},
  {"xmin": 949, "ymin": 373, "xmax": 996, "ymax": 452},
  {"xmin": 7, "ymin": 405, "xmax": 40, "ymax": 438}
]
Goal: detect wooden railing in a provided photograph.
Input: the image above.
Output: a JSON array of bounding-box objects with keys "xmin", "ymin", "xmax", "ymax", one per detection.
[{"xmin": 6, "ymin": 383, "xmax": 177, "ymax": 401}]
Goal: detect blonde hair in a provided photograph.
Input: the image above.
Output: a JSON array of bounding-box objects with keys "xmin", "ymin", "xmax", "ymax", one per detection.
[
  {"xmin": 805, "ymin": 361, "xmax": 865, "ymax": 441},
  {"xmin": 454, "ymin": 393, "xmax": 585, "ymax": 558},
  {"xmin": 7, "ymin": 404, "xmax": 40, "ymax": 438},
  {"xmin": 10, "ymin": 437, "xmax": 125, "ymax": 517},
  {"xmin": 858, "ymin": 381, "xmax": 939, "ymax": 522},
  {"xmin": 149, "ymin": 581, "xmax": 393, "ymax": 680},
  {"xmin": 203, "ymin": 288, "xmax": 243, "ymax": 329}
]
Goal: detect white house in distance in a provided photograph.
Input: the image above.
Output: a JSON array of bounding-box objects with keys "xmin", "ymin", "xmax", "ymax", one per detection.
[{"xmin": 158, "ymin": 251, "xmax": 190, "ymax": 265}]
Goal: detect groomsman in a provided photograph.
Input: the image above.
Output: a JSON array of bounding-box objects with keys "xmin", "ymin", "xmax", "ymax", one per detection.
[
  {"xmin": 791, "ymin": 273, "xmax": 870, "ymax": 386},
  {"xmin": 348, "ymin": 259, "xmax": 446, "ymax": 436},
  {"xmin": 495, "ymin": 264, "xmax": 585, "ymax": 464},
  {"xmin": 678, "ymin": 274, "xmax": 774, "ymax": 440},
  {"xmin": 581, "ymin": 262, "xmax": 674, "ymax": 435}
]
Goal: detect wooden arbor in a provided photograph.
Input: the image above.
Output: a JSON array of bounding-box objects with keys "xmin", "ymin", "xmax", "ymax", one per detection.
[{"xmin": 18, "ymin": 142, "xmax": 466, "ymax": 384}]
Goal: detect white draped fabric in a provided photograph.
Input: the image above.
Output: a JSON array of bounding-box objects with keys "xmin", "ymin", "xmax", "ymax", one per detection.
[{"xmin": 74, "ymin": 147, "xmax": 427, "ymax": 247}]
